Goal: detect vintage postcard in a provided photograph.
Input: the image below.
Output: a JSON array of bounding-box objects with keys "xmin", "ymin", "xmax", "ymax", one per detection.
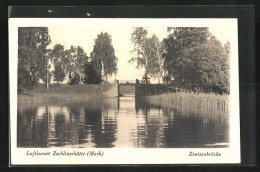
[{"xmin": 9, "ymin": 18, "xmax": 240, "ymax": 165}]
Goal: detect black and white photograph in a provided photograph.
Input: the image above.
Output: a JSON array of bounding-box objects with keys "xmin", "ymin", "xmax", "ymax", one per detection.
[{"xmin": 9, "ymin": 18, "xmax": 240, "ymax": 164}]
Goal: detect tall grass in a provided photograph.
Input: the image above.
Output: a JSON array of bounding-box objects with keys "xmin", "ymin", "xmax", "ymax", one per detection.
[{"xmin": 144, "ymin": 91, "xmax": 229, "ymax": 117}]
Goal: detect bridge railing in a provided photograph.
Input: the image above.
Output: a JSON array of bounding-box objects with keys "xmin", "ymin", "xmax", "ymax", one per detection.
[{"xmin": 118, "ymin": 80, "xmax": 137, "ymax": 84}]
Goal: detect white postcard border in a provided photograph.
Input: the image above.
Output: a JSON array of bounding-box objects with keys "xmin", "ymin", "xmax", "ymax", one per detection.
[{"xmin": 9, "ymin": 18, "xmax": 240, "ymax": 165}]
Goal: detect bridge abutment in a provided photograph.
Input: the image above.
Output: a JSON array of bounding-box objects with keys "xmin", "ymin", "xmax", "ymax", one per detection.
[{"xmin": 102, "ymin": 83, "xmax": 119, "ymax": 97}]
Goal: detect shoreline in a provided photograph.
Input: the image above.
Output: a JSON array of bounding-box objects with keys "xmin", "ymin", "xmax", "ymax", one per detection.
[
  {"xmin": 18, "ymin": 83, "xmax": 118, "ymax": 105},
  {"xmin": 18, "ymin": 92, "xmax": 102, "ymax": 105}
]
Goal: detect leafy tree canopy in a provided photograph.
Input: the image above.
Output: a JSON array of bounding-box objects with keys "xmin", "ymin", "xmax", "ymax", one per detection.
[
  {"xmin": 18, "ymin": 27, "xmax": 51, "ymax": 91},
  {"xmin": 91, "ymin": 32, "xmax": 118, "ymax": 82},
  {"xmin": 53, "ymin": 62, "xmax": 66, "ymax": 84},
  {"xmin": 65, "ymin": 46, "xmax": 88, "ymax": 84},
  {"xmin": 129, "ymin": 28, "xmax": 165, "ymax": 83},
  {"xmin": 163, "ymin": 27, "xmax": 229, "ymax": 93},
  {"xmin": 163, "ymin": 27, "xmax": 210, "ymax": 82},
  {"xmin": 83, "ymin": 61, "xmax": 102, "ymax": 84}
]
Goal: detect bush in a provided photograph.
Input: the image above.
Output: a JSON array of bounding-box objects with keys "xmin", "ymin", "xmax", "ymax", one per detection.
[
  {"xmin": 69, "ymin": 73, "xmax": 80, "ymax": 85},
  {"xmin": 83, "ymin": 62, "xmax": 102, "ymax": 84}
]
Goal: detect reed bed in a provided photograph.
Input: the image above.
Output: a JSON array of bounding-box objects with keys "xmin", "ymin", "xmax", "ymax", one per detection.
[{"xmin": 144, "ymin": 91, "xmax": 229, "ymax": 117}]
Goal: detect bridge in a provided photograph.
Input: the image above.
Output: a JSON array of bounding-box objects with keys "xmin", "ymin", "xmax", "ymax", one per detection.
[
  {"xmin": 118, "ymin": 80, "xmax": 137, "ymax": 96},
  {"xmin": 103, "ymin": 79, "xmax": 181, "ymax": 97}
]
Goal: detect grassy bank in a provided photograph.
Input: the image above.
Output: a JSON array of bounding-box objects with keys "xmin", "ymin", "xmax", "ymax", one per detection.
[
  {"xmin": 144, "ymin": 91, "xmax": 229, "ymax": 117},
  {"xmin": 18, "ymin": 83, "xmax": 114, "ymax": 105}
]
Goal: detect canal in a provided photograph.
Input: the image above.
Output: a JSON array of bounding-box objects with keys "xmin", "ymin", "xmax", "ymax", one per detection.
[{"xmin": 17, "ymin": 95, "xmax": 229, "ymax": 148}]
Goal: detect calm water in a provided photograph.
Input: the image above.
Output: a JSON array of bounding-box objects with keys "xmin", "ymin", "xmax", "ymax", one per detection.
[{"xmin": 17, "ymin": 96, "xmax": 229, "ymax": 148}]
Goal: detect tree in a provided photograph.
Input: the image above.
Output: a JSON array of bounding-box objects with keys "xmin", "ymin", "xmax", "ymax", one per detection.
[
  {"xmin": 83, "ymin": 61, "xmax": 102, "ymax": 84},
  {"xmin": 145, "ymin": 34, "xmax": 165, "ymax": 83},
  {"xmin": 224, "ymin": 41, "xmax": 231, "ymax": 57},
  {"xmin": 51, "ymin": 44, "xmax": 66, "ymax": 84},
  {"xmin": 163, "ymin": 27, "xmax": 210, "ymax": 84},
  {"xmin": 129, "ymin": 27, "xmax": 149, "ymax": 80},
  {"xmin": 129, "ymin": 28, "xmax": 165, "ymax": 83},
  {"xmin": 41, "ymin": 49, "xmax": 53, "ymax": 90},
  {"xmin": 64, "ymin": 46, "xmax": 88, "ymax": 85},
  {"xmin": 75, "ymin": 46, "xmax": 87, "ymax": 83},
  {"xmin": 174, "ymin": 36, "xmax": 230, "ymax": 93},
  {"xmin": 162, "ymin": 27, "xmax": 230, "ymax": 93},
  {"xmin": 67, "ymin": 46, "xmax": 77, "ymax": 84},
  {"xmin": 69, "ymin": 72, "xmax": 81, "ymax": 85},
  {"xmin": 52, "ymin": 44, "xmax": 66, "ymax": 66},
  {"xmin": 53, "ymin": 62, "xmax": 66, "ymax": 84},
  {"xmin": 91, "ymin": 32, "xmax": 118, "ymax": 82},
  {"xmin": 18, "ymin": 27, "xmax": 51, "ymax": 92}
]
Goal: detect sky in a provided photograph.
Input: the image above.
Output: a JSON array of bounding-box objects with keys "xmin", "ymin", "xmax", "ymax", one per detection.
[{"xmin": 47, "ymin": 26, "xmax": 233, "ymax": 83}]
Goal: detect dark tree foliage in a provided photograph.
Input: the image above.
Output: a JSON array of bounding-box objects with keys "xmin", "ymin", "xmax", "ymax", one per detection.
[
  {"xmin": 180, "ymin": 40, "xmax": 229, "ymax": 93},
  {"xmin": 49, "ymin": 43, "xmax": 89, "ymax": 85},
  {"xmin": 52, "ymin": 44, "xmax": 65, "ymax": 66},
  {"xmin": 163, "ymin": 27, "xmax": 230, "ymax": 93},
  {"xmin": 69, "ymin": 72, "xmax": 81, "ymax": 85},
  {"xmin": 163, "ymin": 27, "xmax": 210, "ymax": 83},
  {"xmin": 18, "ymin": 27, "xmax": 51, "ymax": 92},
  {"xmin": 83, "ymin": 61, "xmax": 102, "ymax": 84},
  {"xmin": 53, "ymin": 62, "xmax": 66, "ymax": 84},
  {"xmin": 18, "ymin": 68, "xmax": 33, "ymax": 93},
  {"xmin": 51, "ymin": 44, "xmax": 66, "ymax": 84}
]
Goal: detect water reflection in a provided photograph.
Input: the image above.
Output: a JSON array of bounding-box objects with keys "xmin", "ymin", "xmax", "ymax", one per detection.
[{"xmin": 18, "ymin": 96, "xmax": 229, "ymax": 148}]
